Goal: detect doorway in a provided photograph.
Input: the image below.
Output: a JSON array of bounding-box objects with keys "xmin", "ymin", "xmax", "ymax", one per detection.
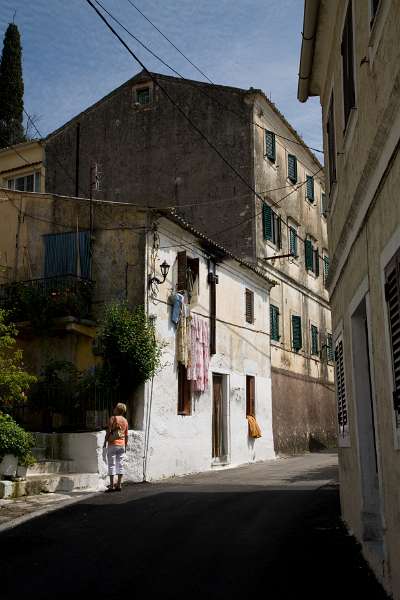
[
  {"xmin": 212, "ymin": 374, "xmax": 228, "ymax": 462},
  {"xmin": 351, "ymin": 296, "xmax": 383, "ymax": 543}
]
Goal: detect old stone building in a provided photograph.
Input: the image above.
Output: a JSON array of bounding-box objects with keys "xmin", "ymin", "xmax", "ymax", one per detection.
[
  {"xmin": 298, "ymin": 0, "xmax": 400, "ymax": 597},
  {"xmin": 44, "ymin": 71, "xmax": 335, "ymax": 453}
]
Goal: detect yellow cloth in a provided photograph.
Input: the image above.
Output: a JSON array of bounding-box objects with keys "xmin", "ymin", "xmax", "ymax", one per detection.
[
  {"xmin": 177, "ymin": 316, "xmax": 189, "ymax": 366},
  {"xmin": 246, "ymin": 415, "xmax": 262, "ymax": 438}
]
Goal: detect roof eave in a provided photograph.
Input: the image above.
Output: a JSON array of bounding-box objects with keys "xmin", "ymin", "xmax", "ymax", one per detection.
[{"xmin": 297, "ymin": 0, "xmax": 321, "ymax": 103}]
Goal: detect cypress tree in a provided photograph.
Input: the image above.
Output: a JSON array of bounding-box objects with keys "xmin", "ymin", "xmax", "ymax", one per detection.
[{"xmin": 0, "ymin": 23, "xmax": 25, "ymax": 148}]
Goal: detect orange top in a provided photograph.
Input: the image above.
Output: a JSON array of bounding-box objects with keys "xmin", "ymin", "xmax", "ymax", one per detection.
[{"xmin": 108, "ymin": 416, "xmax": 128, "ymax": 446}]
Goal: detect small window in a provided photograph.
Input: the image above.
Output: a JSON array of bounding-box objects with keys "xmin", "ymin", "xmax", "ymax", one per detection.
[
  {"xmin": 262, "ymin": 203, "xmax": 282, "ymax": 248},
  {"xmin": 245, "ymin": 289, "xmax": 254, "ymax": 324},
  {"xmin": 289, "ymin": 226, "xmax": 298, "ymax": 257},
  {"xmin": 270, "ymin": 304, "xmax": 280, "ymax": 342},
  {"xmin": 246, "ymin": 375, "xmax": 255, "ymax": 417},
  {"xmin": 305, "ymin": 238, "xmax": 319, "ymax": 276},
  {"xmin": 311, "ymin": 325, "xmax": 319, "ymax": 355},
  {"xmin": 335, "ymin": 337, "xmax": 349, "ymax": 434},
  {"xmin": 306, "ymin": 176, "xmax": 315, "ymax": 202},
  {"xmin": 342, "ymin": 1, "xmax": 356, "ymax": 129},
  {"xmin": 323, "ymin": 254, "xmax": 330, "ymax": 286},
  {"xmin": 178, "ymin": 364, "xmax": 191, "ymax": 415},
  {"xmin": 292, "ymin": 315, "xmax": 302, "ymax": 352},
  {"xmin": 177, "ymin": 251, "xmax": 199, "ymax": 302},
  {"xmin": 287, "ymin": 154, "xmax": 297, "ymax": 183},
  {"xmin": 326, "ymin": 94, "xmax": 337, "ymax": 189},
  {"xmin": 136, "ymin": 87, "xmax": 151, "ymax": 106},
  {"xmin": 326, "ymin": 333, "xmax": 334, "ymax": 362},
  {"xmin": 265, "ymin": 130, "xmax": 276, "ymax": 162}
]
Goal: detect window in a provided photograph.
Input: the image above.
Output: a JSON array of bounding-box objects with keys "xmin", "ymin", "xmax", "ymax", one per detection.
[
  {"xmin": 270, "ymin": 304, "xmax": 280, "ymax": 342},
  {"xmin": 265, "ymin": 130, "xmax": 276, "ymax": 162},
  {"xmin": 287, "ymin": 154, "xmax": 297, "ymax": 183},
  {"xmin": 245, "ymin": 288, "xmax": 254, "ymax": 324},
  {"xmin": 384, "ymin": 250, "xmax": 400, "ymax": 426},
  {"xmin": 292, "ymin": 315, "xmax": 302, "ymax": 352},
  {"xmin": 136, "ymin": 87, "xmax": 151, "ymax": 106},
  {"xmin": 326, "ymin": 333, "xmax": 334, "ymax": 362},
  {"xmin": 341, "ymin": 1, "xmax": 356, "ymax": 129},
  {"xmin": 335, "ymin": 337, "xmax": 348, "ymax": 434},
  {"xmin": 370, "ymin": 0, "xmax": 380, "ymax": 27},
  {"xmin": 178, "ymin": 364, "xmax": 191, "ymax": 415},
  {"xmin": 7, "ymin": 172, "xmax": 40, "ymax": 192},
  {"xmin": 321, "ymin": 192, "xmax": 328, "ymax": 217},
  {"xmin": 43, "ymin": 231, "xmax": 91, "ymax": 278},
  {"xmin": 262, "ymin": 203, "xmax": 282, "ymax": 248},
  {"xmin": 311, "ymin": 325, "xmax": 319, "ymax": 355},
  {"xmin": 306, "ymin": 175, "xmax": 315, "ymax": 202},
  {"xmin": 323, "ymin": 254, "xmax": 330, "ymax": 286},
  {"xmin": 326, "ymin": 94, "xmax": 337, "ymax": 189},
  {"xmin": 177, "ymin": 251, "xmax": 199, "ymax": 301},
  {"xmin": 305, "ymin": 238, "xmax": 319, "ymax": 276},
  {"xmin": 246, "ymin": 375, "xmax": 255, "ymax": 417},
  {"xmin": 289, "ymin": 225, "xmax": 298, "ymax": 258}
]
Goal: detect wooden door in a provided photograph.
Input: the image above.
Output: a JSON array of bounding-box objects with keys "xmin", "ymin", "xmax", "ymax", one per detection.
[{"xmin": 212, "ymin": 374, "xmax": 223, "ymax": 458}]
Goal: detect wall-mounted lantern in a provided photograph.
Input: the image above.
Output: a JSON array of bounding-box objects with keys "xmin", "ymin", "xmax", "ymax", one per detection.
[{"xmin": 149, "ymin": 260, "xmax": 170, "ymax": 288}]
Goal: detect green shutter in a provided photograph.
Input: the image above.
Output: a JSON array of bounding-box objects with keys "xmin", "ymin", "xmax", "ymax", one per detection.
[
  {"xmin": 314, "ymin": 249, "xmax": 320, "ymax": 277},
  {"xmin": 270, "ymin": 305, "xmax": 280, "ymax": 341},
  {"xmin": 327, "ymin": 333, "xmax": 334, "ymax": 361},
  {"xmin": 262, "ymin": 203, "xmax": 272, "ymax": 240},
  {"xmin": 265, "ymin": 131, "xmax": 276, "ymax": 161},
  {"xmin": 324, "ymin": 256, "xmax": 330, "ymax": 283},
  {"xmin": 288, "ymin": 154, "xmax": 297, "ymax": 183},
  {"xmin": 306, "ymin": 176, "xmax": 314, "ymax": 202},
  {"xmin": 311, "ymin": 325, "xmax": 319, "ymax": 355},
  {"xmin": 292, "ymin": 315, "xmax": 302, "ymax": 352},
  {"xmin": 305, "ymin": 239, "xmax": 313, "ymax": 270},
  {"xmin": 289, "ymin": 227, "xmax": 297, "ymax": 257}
]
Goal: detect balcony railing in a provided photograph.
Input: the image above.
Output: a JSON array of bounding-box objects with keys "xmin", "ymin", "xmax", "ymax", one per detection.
[{"xmin": 0, "ymin": 274, "xmax": 94, "ymax": 323}]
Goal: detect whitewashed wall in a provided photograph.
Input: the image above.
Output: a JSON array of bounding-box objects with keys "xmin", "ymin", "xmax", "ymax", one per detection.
[{"xmin": 143, "ymin": 219, "xmax": 275, "ymax": 480}]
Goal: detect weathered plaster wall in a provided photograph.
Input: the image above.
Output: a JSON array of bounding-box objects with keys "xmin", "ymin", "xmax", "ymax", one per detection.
[{"xmin": 143, "ymin": 220, "xmax": 275, "ymax": 480}]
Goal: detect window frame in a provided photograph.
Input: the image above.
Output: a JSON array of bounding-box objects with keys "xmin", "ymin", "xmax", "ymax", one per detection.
[
  {"xmin": 6, "ymin": 171, "xmax": 41, "ymax": 192},
  {"xmin": 305, "ymin": 236, "xmax": 319, "ymax": 277},
  {"xmin": 262, "ymin": 202, "xmax": 282, "ymax": 248},
  {"xmin": 311, "ymin": 324, "xmax": 319, "ymax": 356}
]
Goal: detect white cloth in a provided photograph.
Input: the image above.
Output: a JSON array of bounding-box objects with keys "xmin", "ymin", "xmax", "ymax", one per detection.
[{"xmin": 107, "ymin": 445, "xmax": 125, "ymax": 476}]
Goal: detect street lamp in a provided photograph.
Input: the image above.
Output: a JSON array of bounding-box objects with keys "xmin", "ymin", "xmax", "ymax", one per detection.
[{"xmin": 149, "ymin": 260, "xmax": 170, "ymax": 288}]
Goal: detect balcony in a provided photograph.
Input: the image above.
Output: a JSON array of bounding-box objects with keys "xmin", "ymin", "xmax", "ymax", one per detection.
[{"xmin": 0, "ymin": 275, "xmax": 94, "ymax": 325}]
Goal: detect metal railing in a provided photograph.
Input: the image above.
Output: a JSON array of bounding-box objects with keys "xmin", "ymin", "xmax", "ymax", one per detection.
[{"xmin": 0, "ymin": 274, "xmax": 94, "ymax": 321}]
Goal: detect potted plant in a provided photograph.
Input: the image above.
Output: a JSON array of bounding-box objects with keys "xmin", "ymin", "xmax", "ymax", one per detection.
[{"xmin": 0, "ymin": 413, "xmax": 35, "ymax": 479}]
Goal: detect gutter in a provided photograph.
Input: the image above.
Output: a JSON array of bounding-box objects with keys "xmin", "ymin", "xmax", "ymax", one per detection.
[{"xmin": 297, "ymin": 0, "xmax": 321, "ymax": 103}]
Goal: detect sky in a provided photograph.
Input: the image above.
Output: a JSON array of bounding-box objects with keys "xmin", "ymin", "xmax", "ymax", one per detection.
[{"xmin": 0, "ymin": 0, "xmax": 323, "ymax": 154}]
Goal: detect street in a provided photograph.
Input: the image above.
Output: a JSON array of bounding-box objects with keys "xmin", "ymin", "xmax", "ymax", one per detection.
[{"xmin": 0, "ymin": 453, "xmax": 387, "ymax": 599}]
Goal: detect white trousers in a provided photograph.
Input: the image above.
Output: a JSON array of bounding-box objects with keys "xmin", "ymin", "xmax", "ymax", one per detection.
[{"xmin": 107, "ymin": 445, "xmax": 125, "ymax": 476}]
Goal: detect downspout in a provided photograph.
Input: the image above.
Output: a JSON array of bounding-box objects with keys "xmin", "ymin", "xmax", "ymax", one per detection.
[{"xmin": 297, "ymin": 0, "xmax": 320, "ymax": 103}]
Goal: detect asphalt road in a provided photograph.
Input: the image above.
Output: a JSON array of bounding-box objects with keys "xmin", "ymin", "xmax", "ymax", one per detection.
[{"xmin": 0, "ymin": 453, "xmax": 388, "ymax": 599}]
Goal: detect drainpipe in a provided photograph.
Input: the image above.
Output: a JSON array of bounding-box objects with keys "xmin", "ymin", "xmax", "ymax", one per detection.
[{"xmin": 297, "ymin": 0, "xmax": 320, "ymax": 103}]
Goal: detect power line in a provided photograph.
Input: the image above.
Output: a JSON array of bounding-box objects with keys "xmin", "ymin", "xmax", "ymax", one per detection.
[{"xmin": 103, "ymin": 0, "xmax": 324, "ymax": 157}]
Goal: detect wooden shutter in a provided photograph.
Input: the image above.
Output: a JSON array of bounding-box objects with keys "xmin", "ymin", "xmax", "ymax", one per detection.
[
  {"xmin": 246, "ymin": 375, "xmax": 255, "ymax": 417},
  {"xmin": 209, "ymin": 268, "xmax": 217, "ymax": 355},
  {"xmin": 327, "ymin": 333, "xmax": 334, "ymax": 362},
  {"xmin": 270, "ymin": 304, "xmax": 280, "ymax": 341},
  {"xmin": 265, "ymin": 131, "xmax": 276, "ymax": 161},
  {"xmin": 262, "ymin": 203, "xmax": 272, "ymax": 240},
  {"xmin": 276, "ymin": 216, "xmax": 282, "ymax": 249},
  {"xmin": 305, "ymin": 239, "xmax": 313, "ymax": 271},
  {"xmin": 177, "ymin": 251, "xmax": 187, "ymax": 292},
  {"xmin": 288, "ymin": 154, "xmax": 297, "ymax": 183},
  {"xmin": 385, "ymin": 253, "xmax": 400, "ymax": 417},
  {"xmin": 335, "ymin": 339, "xmax": 348, "ymax": 432},
  {"xmin": 342, "ymin": 1, "xmax": 356, "ymax": 128},
  {"xmin": 311, "ymin": 325, "xmax": 319, "ymax": 355},
  {"xmin": 314, "ymin": 248, "xmax": 320, "ymax": 277},
  {"xmin": 306, "ymin": 176, "xmax": 314, "ymax": 202},
  {"xmin": 323, "ymin": 256, "xmax": 330, "ymax": 285},
  {"xmin": 292, "ymin": 315, "xmax": 302, "ymax": 352},
  {"xmin": 289, "ymin": 227, "xmax": 297, "ymax": 257},
  {"xmin": 178, "ymin": 363, "xmax": 191, "ymax": 415},
  {"xmin": 245, "ymin": 289, "xmax": 254, "ymax": 324},
  {"xmin": 327, "ymin": 94, "xmax": 337, "ymax": 187}
]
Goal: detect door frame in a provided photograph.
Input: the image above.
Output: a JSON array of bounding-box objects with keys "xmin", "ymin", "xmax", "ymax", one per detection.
[{"xmin": 211, "ymin": 371, "xmax": 230, "ymax": 465}]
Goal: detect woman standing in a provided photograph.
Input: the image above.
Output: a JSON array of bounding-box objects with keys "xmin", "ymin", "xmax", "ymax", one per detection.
[{"xmin": 104, "ymin": 403, "xmax": 128, "ymax": 492}]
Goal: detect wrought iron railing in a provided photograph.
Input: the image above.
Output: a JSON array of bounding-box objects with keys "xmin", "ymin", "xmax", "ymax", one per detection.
[
  {"xmin": 1, "ymin": 383, "xmax": 119, "ymax": 433},
  {"xmin": 0, "ymin": 274, "xmax": 94, "ymax": 322}
]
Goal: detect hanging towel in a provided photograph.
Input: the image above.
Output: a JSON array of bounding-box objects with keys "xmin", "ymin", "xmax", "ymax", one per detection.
[
  {"xmin": 246, "ymin": 415, "xmax": 262, "ymax": 439},
  {"xmin": 176, "ymin": 314, "xmax": 189, "ymax": 366},
  {"xmin": 171, "ymin": 293, "xmax": 184, "ymax": 324}
]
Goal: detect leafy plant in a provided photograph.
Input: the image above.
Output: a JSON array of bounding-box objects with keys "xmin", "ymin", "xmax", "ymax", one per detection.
[
  {"xmin": 0, "ymin": 412, "xmax": 35, "ymax": 465},
  {"xmin": 0, "ymin": 309, "xmax": 36, "ymax": 405},
  {"xmin": 96, "ymin": 303, "xmax": 165, "ymax": 393}
]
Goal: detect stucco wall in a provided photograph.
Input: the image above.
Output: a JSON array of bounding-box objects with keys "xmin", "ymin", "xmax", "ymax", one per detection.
[{"xmin": 143, "ymin": 220, "xmax": 275, "ymax": 480}]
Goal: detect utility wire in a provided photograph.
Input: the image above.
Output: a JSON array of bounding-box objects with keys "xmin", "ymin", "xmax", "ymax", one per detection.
[{"xmin": 105, "ymin": 0, "xmax": 324, "ymax": 157}]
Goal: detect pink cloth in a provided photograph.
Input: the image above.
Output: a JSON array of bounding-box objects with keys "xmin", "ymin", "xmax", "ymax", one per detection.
[{"xmin": 187, "ymin": 315, "xmax": 209, "ymax": 392}]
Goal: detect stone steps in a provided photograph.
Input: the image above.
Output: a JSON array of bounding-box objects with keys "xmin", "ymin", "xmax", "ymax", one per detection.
[
  {"xmin": 27, "ymin": 460, "xmax": 74, "ymax": 475},
  {"xmin": 0, "ymin": 472, "xmax": 101, "ymax": 499}
]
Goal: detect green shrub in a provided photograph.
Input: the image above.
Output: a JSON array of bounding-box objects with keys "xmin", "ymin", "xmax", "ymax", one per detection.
[
  {"xmin": 96, "ymin": 303, "xmax": 165, "ymax": 393},
  {"xmin": 0, "ymin": 412, "xmax": 35, "ymax": 465}
]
